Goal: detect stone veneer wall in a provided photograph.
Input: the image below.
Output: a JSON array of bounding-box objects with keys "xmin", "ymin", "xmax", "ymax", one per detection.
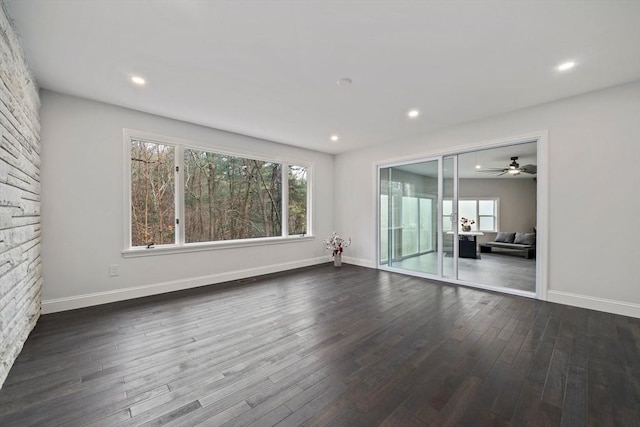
[{"xmin": 0, "ymin": 2, "xmax": 42, "ymax": 389}]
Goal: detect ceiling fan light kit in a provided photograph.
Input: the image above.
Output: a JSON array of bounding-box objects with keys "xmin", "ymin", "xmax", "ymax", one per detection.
[
  {"xmin": 509, "ymin": 157, "xmax": 519, "ymax": 169},
  {"xmin": 478, "ymin": 156, "xmax": 537, "ymax": 176}
]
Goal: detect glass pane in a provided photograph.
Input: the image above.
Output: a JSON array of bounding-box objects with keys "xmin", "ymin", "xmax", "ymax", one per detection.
[
  {"xmin": 380, "ymin": 194, "xmax": 389, "ymax": 263},
  {"xmin": 402, "ymin": 197, "xmax": 419, "ymax": 256},
  {"xmin": 419, "ymin": 198, "xmax": 433, "ymax": 253},
  {"xmin": 479, "ymin": 216, "xmax": 494, "ymax": 231},
  {"xmin": 456, "ymin": 141, "xmax": 537, "ymax": 293},
  {"xmin": 388, "ymin": 173, "xmax": 403, "ymax": 265},
  {"xmin": 380, "ymin": 168, "xmax": 390, "ymax": 264},
  {"xmin": 443, "ymin": 199, "xmax": 452, "ymax": 216},
  {"xmin": 380, "ymin": 161, "xmax": 438, "ymax": 275},
  {"xmin": 459, "ymin": 200, "xmax": 477, "ymax": 231},
  {"xmin": 130, "ymin": 140, "xmax": 175, "ymax": 247},
  {"xmin": 442, "ymin": 199, "xmax": 452, "ymax": 232},
  {"xmin": 479, "ymin": 199, "xmax": 494, "ymax": 215},
  {"xmin": 288, "ymin": 165, "xmax": 307, "ymax": 235},
  {"xmin": 184, "ymin": 149, "xmax": 282, "ymax": 242},
  {"xmin": 443, "ymin": 156, "xmax": 455, "ymax": 279}
]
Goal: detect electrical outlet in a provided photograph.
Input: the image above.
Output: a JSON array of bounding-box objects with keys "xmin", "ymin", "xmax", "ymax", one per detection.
[{"xmin": 109, "ymin": 264, "xmax": 119, "ymax": 277}]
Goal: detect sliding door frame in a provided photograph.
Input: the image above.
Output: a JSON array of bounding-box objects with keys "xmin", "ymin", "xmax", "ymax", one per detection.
[
  {"xmin": 377, "ymin": 156, "xmax": 442, "ymax": 272},
  {"xmin": 375, "ymin": 131, "xmax": 548, "ymax": 300}
]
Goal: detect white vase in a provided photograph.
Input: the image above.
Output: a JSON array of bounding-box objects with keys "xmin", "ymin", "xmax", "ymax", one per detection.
[{"xmin": 334, "ymin": 253, "xmax": 342, "ymax": 267}]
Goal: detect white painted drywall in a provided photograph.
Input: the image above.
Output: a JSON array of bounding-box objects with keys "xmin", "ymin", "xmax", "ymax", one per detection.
[
  {"xmin": 335, "ymin": 82, "xmax": 640, "ymax": 315},
  {"xmin": 39, "ymin": 91, "xmax": 334, "ymax": 310}
]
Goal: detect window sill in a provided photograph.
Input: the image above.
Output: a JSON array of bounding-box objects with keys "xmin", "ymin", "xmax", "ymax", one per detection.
[{"xmin": 122, "ymin": 235, "xmax": 315, "ymax": 258}]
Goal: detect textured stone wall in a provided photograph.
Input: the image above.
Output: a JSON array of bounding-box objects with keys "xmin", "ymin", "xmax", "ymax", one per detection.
[{"xmin": 0, "ymin": 2, "xmax": 41, "ymax": 389}]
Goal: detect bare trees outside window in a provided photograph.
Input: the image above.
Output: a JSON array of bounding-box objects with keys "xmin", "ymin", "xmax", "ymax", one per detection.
[
  {"xmin": 131, "ymin": 140, "xmax": 175, "ymax": 247},
  {"xmin": 184, "ymin": 149, "xmax": 282, "ymax": 242},
  {"xmin": 127, "ymin": 134, "xmax": 309, "ymax": 249},
  {"xmin": 288, "ymin": 165, "xmax": 307, "ymax": 235}
]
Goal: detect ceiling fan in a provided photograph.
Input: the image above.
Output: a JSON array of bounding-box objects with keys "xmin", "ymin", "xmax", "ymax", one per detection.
[{"xmin": 478, "ymin": 156, "xmax": 537, "ymax": 176}]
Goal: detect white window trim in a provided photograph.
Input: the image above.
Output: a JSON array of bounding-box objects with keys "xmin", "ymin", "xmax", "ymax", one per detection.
[{"xmin": 122, "ymin": 129, "xmax": 313, "ymax": 257}]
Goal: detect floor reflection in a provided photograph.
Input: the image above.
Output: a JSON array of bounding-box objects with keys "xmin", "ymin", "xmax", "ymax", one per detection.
[{"xmin": 389, "ymin": 252, "xmax": 535, "ymax": 293}]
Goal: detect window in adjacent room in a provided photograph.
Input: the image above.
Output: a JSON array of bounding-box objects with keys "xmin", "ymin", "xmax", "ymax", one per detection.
[{"xmin": 443, "ymin": 198, "xmax": 499, "ymax": 232}]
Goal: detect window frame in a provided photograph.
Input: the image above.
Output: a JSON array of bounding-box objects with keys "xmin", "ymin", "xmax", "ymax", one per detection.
[
  {"xmin": 123, "ymin": 129, "xmax": 313, "ymax": 257},
  {"xmin": 476, "ymin": 198, "xmax": 499, "ymax": 233}
]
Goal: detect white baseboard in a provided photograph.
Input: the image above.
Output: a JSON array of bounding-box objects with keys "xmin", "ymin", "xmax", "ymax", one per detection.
[
  {"xmin": 547, "ymin": 290, "xmax": 640, "ymax": 318},
  {"xmin": 342, "ymin": 256, "xmax": 376, "ymax": 269},
  {"xmin": 42, "ymin": 257, "xmax": 328, "ymax": 314}
]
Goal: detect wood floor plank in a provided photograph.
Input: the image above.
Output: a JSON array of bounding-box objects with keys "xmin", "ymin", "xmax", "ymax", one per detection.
[
  {"xmin": 0, "ymin": 264, "xmax": 638, "ymax": 426},
  {"xmin": 541, "ymin": 348, "xmax": 571, "ymax": 408},
  {"xmin": 222, "ymin": 385, "xmax": 303, "ymax": 427},
  {"xmin": 559, "ymin": 365, "xmax": 587, "ymax": 426}
]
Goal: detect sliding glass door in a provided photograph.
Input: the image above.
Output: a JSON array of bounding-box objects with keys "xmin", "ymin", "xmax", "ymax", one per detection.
[
  {"xmin": 379, "ymin": 160, "xmax": 439, "ymax": 275},
  {"xmin": 378, "ymin": 140, "xmax": 538, "ymax": 297}
]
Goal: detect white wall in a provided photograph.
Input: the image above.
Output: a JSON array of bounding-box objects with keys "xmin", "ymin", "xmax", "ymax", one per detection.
[
  {"xmin": 40, "ymin": 90, "xmax": 334, "ymax": 312},
  {"xmin": 39, "ymin": 83, "xmax": 640, "ymax": 318},
  {"xmin": 335, "ymin": 82, "xmax": 640, "ymax": 317}
]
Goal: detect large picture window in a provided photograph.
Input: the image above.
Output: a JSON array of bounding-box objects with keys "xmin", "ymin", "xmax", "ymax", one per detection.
[
  {"xmin": 183, "ymin": 149, "xmax": 283, "ymax": 242},
  {"xmin": 126, "ymin": 131, "xmax": 310, "ymax": 251}
]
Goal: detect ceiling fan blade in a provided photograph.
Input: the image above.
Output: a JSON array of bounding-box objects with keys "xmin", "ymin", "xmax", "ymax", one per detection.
[
  {"xmin": 477, "ymin": 168, "xmax": 507, "ymax": 173},
  {"xmin": 497, "ymin": 171, "xmax": 508, "ymax": 176},
  {"xmin": 520, "ymin": 164, "xmax": 537, "ymax": 174}
]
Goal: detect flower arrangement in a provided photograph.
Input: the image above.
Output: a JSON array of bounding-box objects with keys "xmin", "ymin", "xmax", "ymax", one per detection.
[
  {"xmin": 323, "ymin": 231, "xmax": 351, "ymax": 258},
  {"xmin": 460, "ymin": 217, "xmax": 475, "ymax": 231}
]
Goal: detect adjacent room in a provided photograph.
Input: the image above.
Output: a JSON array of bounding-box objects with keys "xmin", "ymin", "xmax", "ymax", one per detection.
[{"xmin": 1, "ymin": 1, "xmax": 639, "ymax": 426}]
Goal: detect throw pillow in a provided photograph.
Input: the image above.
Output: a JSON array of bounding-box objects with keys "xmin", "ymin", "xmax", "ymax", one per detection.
[
  {"xmin": 514, "ymin": 232, "xmax": 536, "ymax": 245},
  {"xmin": 495, "ymin": 232, "xmax": 516, "ymax": 243}
]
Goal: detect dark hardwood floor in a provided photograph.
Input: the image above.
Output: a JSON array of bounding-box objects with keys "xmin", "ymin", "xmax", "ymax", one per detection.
[{"xmin": 1, "ymin": 264, "xmax": 638, "ymax": 426}]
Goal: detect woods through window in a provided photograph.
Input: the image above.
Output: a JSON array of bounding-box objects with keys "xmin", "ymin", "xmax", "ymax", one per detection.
[{"xmin": 127, "ymin": 133, "xmax": 309, "ymax": 249}]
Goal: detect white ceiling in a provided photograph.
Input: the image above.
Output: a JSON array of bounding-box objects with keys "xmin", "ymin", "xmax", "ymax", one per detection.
[{"xmin": 5, "ymin": 1, "xmax": 640, "ymax": 155}]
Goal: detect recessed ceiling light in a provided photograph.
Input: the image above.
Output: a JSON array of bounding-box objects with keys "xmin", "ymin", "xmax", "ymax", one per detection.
[
  {"xmin": 330, "ymin": 135, "xmax": 339, "ymax": 142},
  {"xmin": 131, "ymin": 76, "xmax": 146, "ymax": 85},
  {"xmin": 475, "ymin": 165, "xmax": 482, "ymax": 169},
  {"xmin": 337, "ymin": 78, "xmax": 352, "ymax": 87},
  {"xmin": 408, "ymin": 109, "xmax": 419, "ymax": 118},
  {"xmin": 557, "ymin": 61, "xmax": 576, "ymax": 71}
]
